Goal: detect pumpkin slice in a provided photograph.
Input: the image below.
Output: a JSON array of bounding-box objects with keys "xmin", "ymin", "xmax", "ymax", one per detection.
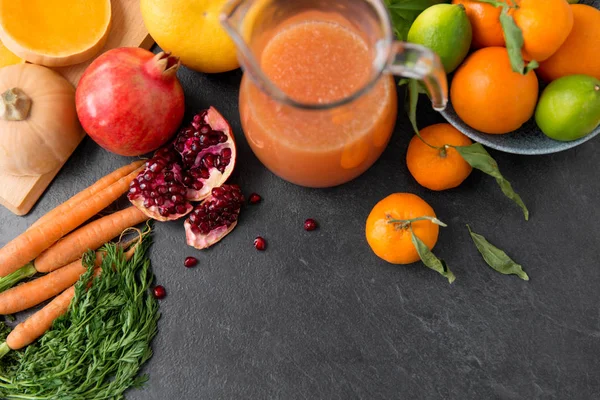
[
  {"xmin": 0, "ymin": 40, "xmax": 23, "ymax": 68},
  {"xmin": 0, "ymin": 0, "xmax": 111, "ymax": 67}
]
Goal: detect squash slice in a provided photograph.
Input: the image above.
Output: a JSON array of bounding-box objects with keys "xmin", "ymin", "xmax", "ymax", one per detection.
[
  {"xmin": 0, "ymin": 39, "xmax": 23, "ymax": 68},
  {"xmin": 0, "ymin": 0, "xmax": 112, "ymax": 67}
]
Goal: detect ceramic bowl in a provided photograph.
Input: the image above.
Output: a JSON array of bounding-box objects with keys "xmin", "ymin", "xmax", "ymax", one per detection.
[{"xmin": 440, "ymin": 0, "xmax": 600, "ymax": 155}]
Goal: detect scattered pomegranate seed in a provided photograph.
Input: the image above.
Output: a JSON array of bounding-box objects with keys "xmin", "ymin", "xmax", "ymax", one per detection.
[
  {"xmin": 184, "ymin": 257, "xmax": 198, "ymax": 268},
  {"xmin": 248, "ymin": 193, "xmax": 262, "ymax": 204},
  {"xmin": 254, "ymin": 236, "xmax": 266, "ymax": 251},
  {"xmin": 153, "ymin": 285, "xmax": 166, "ymax": 299},
  {"xmin": 304, "ymin": 218, "xmax": 318, "ymax": 231}
]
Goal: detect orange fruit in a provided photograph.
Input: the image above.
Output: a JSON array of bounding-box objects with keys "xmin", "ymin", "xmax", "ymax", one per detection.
[
  {"xmin": 366, "ymin": 193, "xmax": 439, "ymax": 265},
  {"xmin": 452, "ymin": 0, "xmax": 505, "ymax": 49},
  {"xmin": 406, "ymin": 124, "xmax": 473, "ymax": 191},
  {"xmin": 140, "ymin": 0, "xmax": 239, "ymax": 73},
  {"xmin": 512, "ymin": 0, "xmax": 574, "ymax": 62},
  {"xmin": 450, "ymin": 47, "xmax": 539, "ymax": 134},
  {"xmin": 537, "ymin": 4, "xmax": 600, "ymax": 81}
]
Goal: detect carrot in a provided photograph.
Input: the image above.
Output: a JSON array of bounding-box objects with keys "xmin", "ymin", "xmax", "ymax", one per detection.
[
  {"xmin": 0, "ymin": 253, "xmax": 102, "ymax": 315},
  {"xmin": 34, "ymin": 206, "xmax": 149, "ymax": 273},
  {"xmin": 0, "ymin": 169, "xmax": 141, "ymax": 278},
  {"xmin": 29, "ymin": 160, "xmax": 145, "ymax": 230},
  {"xmin": 5, "ymin": 285, "xmax": 77, "ymax": 351},
  {"xmin": 0, "ymin": 244, "xmax": 140, "ymax": 354}
]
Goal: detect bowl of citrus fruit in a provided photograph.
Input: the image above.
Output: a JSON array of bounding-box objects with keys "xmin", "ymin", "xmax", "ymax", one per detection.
[{"xmin": 404, "ymin": 0, "xmax": 600, "ymax": 155}]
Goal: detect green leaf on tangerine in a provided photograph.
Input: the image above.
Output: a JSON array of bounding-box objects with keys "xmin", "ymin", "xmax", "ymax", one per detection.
[{"xmin": 410, "ymin": 227, "xmax": 456, "ymax": 284}]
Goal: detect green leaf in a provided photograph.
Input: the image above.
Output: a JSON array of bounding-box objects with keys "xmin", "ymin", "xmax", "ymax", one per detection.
[
  {"xmin": 467, "ymin": 225, "xmax": 529, "ymax": 281},
  {"xmin": 524, "ymin": 60, "xmax": 539, "ymax": 74},
  {"xmin": 407, "ymin": 79, "xmax": 420, "ymax": 135},
  {"xmin": 410, "ymin": 227, "xmax": 455, "ymax": 283},
  {"xmin": 454, "ymin": 143, "xmax": 529, "ymax": 220},
  {"xmin": 499, "ymin": 8, "xmax": 527, "ymax": 74}
]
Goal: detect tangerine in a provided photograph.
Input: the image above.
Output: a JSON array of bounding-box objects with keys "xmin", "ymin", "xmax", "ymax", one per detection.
[
  {"xmin": 406, "ymin": 124, "xmax": 473, "ymax": 191},
  {"xmin": 450, "ymin": 47, "xmax": 539, "ymax": 134},
  {"xmin": 537, "ymin": 4, "xmax": 600, "ymax": 81},
  {"xmin": 512, "ymin": 0, "xmax": 574, "ymax": 62},
  {"xmin": 452, "ymin": 0, "xmax": 505, "ymax": 49},
  {"xmin": 366, "ymin": 193, "xmax": 439, "ymax": 265}
]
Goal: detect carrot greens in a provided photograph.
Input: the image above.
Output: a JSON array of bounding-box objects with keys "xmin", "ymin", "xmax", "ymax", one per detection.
[{"xmin": 0, "ymin": 230, "xmax": 159, "ymax": 399}]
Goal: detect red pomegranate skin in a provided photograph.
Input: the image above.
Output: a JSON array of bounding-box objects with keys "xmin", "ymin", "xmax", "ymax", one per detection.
[{"xmin": 76, "ymin": 48, "xmax": 185, "ymax": 156}]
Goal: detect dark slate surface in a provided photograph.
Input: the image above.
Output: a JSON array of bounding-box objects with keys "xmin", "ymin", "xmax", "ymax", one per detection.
[{"xmin": 1, "ymin": 63, "xmax": 600, "ymax": 400}]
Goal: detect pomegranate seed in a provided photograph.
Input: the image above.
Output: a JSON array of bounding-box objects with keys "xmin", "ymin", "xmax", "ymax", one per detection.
[
  {"xmin": 184, "ymin": 257, "xmax": 198, "ymax": 268},
  {"xmin": 248, "ymin": 193, "xmax": 262, "ymax": 204},
  {"xmin": 254, "ymin": 236, "xmax": 266, "ymax": 251},
  {"xmin": 153, "ymin": 285, "xmax": 166, "ymax": 299},
  {"xmin": 304, "ymin": 218, "xmax": 318, "ymax": 231}
]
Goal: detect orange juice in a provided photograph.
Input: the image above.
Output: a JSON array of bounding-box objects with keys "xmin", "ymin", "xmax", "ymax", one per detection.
[{"xmin": 239, "ymin": 19, "xmax": 398, "ymax": 188}]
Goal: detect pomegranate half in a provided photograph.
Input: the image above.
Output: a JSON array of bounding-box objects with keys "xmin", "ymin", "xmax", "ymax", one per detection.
[{"xmin": 76, "ymin": 48, "xmax": 185, "ymax": 156}]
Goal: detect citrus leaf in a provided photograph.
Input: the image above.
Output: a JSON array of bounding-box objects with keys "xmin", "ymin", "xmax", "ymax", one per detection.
[
  {"xmin": 499, "ymin": 8, "xmax": 526, "ymax": 74},
  {"xmin": 410, "ymin": 227, "xmax": 456, "ymax": 283},
  {"xmin": 407, "ymin": 78, "xmax": 420, "ymax": 135},
  {"xmin": 524, "ymin": 60, "xmax": 539, "ymax": 74},
  {"xmin": 454, "ymin": 143, "xmax": 529, "ymax": 220},
  {"xmin": 467, "ymin": 225, "xmax": 529, "ymax": 281},
  {"xmin": 472, "ymin": 0, "xmax": 509, "ymax": 8}
]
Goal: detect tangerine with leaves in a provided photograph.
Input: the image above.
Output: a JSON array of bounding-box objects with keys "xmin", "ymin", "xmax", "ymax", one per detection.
[
  {"xmin": 407, "ymin": 124, "xmax": 473, "ymax": 191},
  {"xmin": 537, "ymin": 4, "xmax": 600, "ymax": 81},
  {"xmin": 366, "ymin": 193, "xmax": 439, "ymax": 265},
  {"xmin": 511, "ymin": 0, "xmax": 574, "ymax": 62},
  {"xmin": 452, "ymin": 0, "xmax": 505, "ymax": 49},
  {"xmin": 451, "ymin": 47, "xmax": 539, "ymax": 134}
]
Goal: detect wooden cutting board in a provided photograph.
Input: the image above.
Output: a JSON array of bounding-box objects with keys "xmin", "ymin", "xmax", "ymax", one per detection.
[{"xmin": 0, "ymin": 0, "xmax": 154, "ymax": 216}]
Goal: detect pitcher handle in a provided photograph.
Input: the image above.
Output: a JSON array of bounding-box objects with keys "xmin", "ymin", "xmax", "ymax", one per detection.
[{"xmin": 386, "ymin": 42, "xmax": 448, "ymax": 111}]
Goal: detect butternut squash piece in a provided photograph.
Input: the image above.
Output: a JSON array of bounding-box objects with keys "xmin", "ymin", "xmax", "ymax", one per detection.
[
  {"xmin": 0, "ymin": 0, "xmax": 112, "ymax": 67},
  {"xmin": 0, "ymin": 40, "xmax": 23, "ymax": 68}
]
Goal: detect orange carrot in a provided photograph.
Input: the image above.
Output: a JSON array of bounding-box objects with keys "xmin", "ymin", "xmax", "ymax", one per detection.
[
  {"xmin": 5, "ymin": 285, "xmax": 77, "ymax": 351},
  {"xmin": 0, "ymin": 169, "xmax": 141, "ymax": 278},
  {"xmin": 0, "ymin": 253, "xmax": 103, "ymax": 315},
  {"xmin": 29, "ymin": 160, "xmax": 145, "ymax": 230},
  {"xmin": 34, "ymin": 206, "xmax": 149, "ymax": 273},
  {"xmin": 1, "ymin": 244, "xmax": 139, "ymax": 352}
]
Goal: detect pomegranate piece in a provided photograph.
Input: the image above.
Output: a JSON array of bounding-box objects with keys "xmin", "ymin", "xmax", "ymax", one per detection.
[
  {"xmin": 304, "ymin": 218, "xmax": 318, "ymax": 231},
  {"xmin": 153, "ymin": 285, "xmax": 166, "ymax": 299},
  {"xmin": 184, "ymin": 256, "xmax": 198, "ymax": 268},
  {"xmin": 174, "ymin": 107, "xmax": 237, "ymax": 201},
  {"xmin": 128, "ymin": 147, "xmax": 193, "ymax": 221},
  {"xmin": 254, "ymin": 236, "xmax": 266, "ymax": 251},
  {"xmin": 184, "ymin": 185, "xmax": 244, "ymax": 250},
  {"xmin": 248, "ymin": 193, "xmax": 262, "ymax": 205}
]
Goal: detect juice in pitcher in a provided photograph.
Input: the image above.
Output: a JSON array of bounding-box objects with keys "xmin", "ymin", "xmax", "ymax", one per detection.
[
  {"xmin": 239, "ymin": 17, "xmax": 398, "ymax": 187},
  {"xmin": 222, "ymin": 0, "xmax": 448, "ymax": 188}
]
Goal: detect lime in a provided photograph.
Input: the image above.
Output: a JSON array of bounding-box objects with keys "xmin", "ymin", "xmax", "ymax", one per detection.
[
  {"xmin": 567, "ymin": 0, "xmax": 579, "ymax": 3},
  {"xmin": 535, "ymin": 75, "xmax": 600, "ymax": 141},
  {"xmin": 407, "ymin": 4, "xmax": 472, "ymax": 74}
]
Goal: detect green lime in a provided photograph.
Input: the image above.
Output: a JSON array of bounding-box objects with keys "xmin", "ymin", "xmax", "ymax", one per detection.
[
  {"xmin": 535, "ymin": 75, "xmax": 600, "ymax": 142},
  {"xmin": 407, "ymin": 4, "xmax": 472, "ymax": 74},
  {"xmin": 566, "ymin": 0, "xmax": 579, "ymax": 4}
]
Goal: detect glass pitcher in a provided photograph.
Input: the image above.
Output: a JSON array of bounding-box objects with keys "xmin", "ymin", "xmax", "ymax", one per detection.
[{"xmin": 221, "ymin": 0, "xmax": 447, "ymax": 188}]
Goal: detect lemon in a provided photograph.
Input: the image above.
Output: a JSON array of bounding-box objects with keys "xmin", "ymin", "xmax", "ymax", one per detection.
[
  {"xmin": 407, "ymin": 4, "xmax": 472, "ymax": 74},
  {"xmin": 141, "ymin": 0, "xmax": 239, "ymax": 74},
  {"xmin": 0, "ymin": 39, "xmax": 23, "ymax": 68},
  {"xmin": 535, "ymin": 75, "xmax": 600, "ymax": 141}
]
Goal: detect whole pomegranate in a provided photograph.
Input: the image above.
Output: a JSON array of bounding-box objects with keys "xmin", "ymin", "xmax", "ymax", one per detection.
[{"xmin": 76, "ymin": 48, "xmax": 185, "ymax": 156}]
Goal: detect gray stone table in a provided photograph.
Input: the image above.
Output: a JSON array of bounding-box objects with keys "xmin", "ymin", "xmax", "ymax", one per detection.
[{"xmin": 1, "ymin": 63, "xmax": 599, "ymax": 399}]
